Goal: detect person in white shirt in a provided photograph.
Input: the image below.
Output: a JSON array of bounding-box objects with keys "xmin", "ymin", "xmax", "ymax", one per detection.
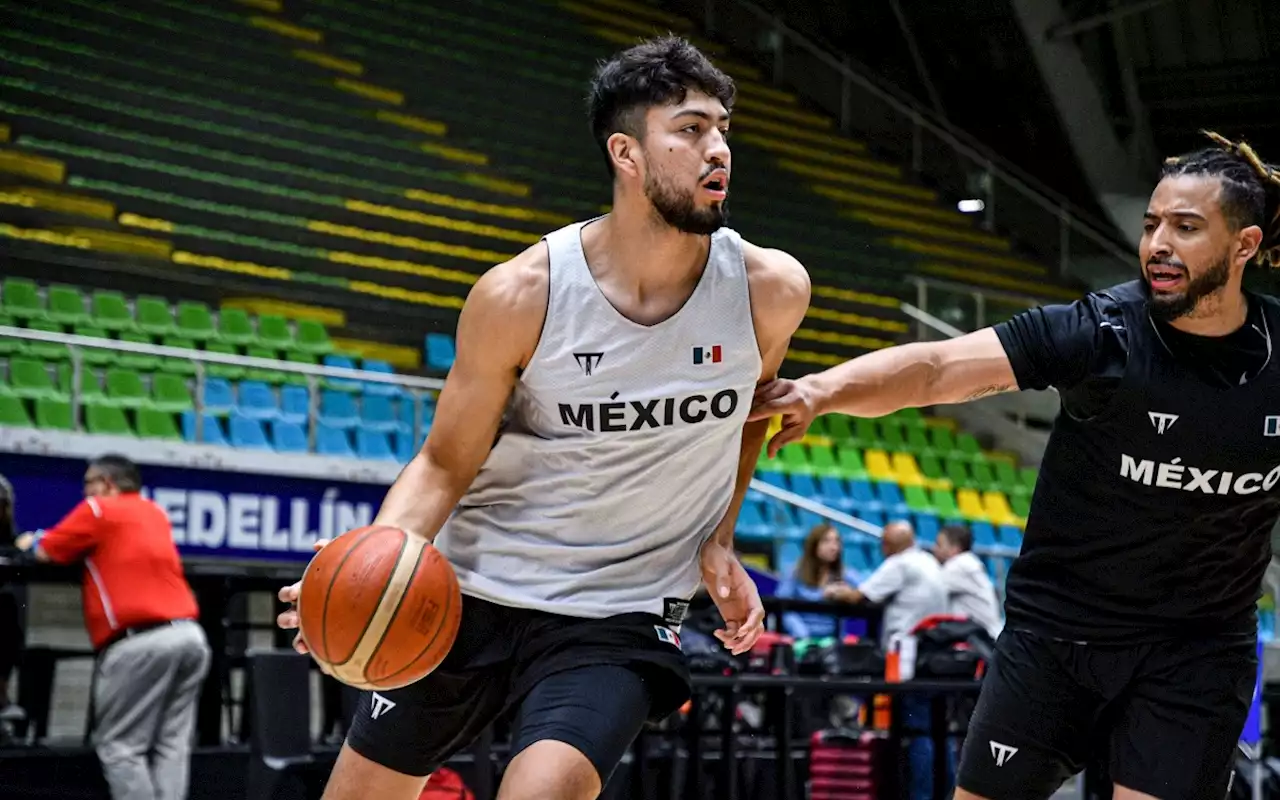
[{"xmin": 933, "ymin": 525, "xmax": 1003, "ymax": 639}]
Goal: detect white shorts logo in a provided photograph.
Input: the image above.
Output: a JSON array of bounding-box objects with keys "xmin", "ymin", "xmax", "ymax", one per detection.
[
  {"xmin": 370, "ymin": 692, "xmax": 396, "ymax": 720},
  {"xmin": 989, "ymin": 740, "xmax": 1018, "ymax": 767}
]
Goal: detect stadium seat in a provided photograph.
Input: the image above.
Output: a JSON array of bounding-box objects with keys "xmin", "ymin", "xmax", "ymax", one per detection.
[
  {"xmin": 317, "ymin": 424, "xmax": 355, "ymax": 458},
  {"xmin": 999, "ymin": 525, "xmax": 1024, "ymax": 550},
  {"xmin": 930, "ymin": 488, "xmax": 961, "ymax": 520},
  {"xmin": 101, "ymin": 368, "xmax": 147, "ymax": 410},
  {"xmin": 46, "ymin": 284, "xmax": 90, "ymax": 328},
  {"xmin": 9, "ymin": 359, "xmax": 65, "ymax": 401},
  {"xmin": 319, "ymin": 390, "xmax": 360, "ymax": 429},
  {"xmin": 237, "ymin": 381, "xmax": 279, "ymax": 421},
  {"xmin": 425, "ymin": 333, "xmax": 456, "ymax": 372},
  {"xmin": 159, "ymin": 338, "xmax": 199, "ymax": 376},
  {"xmin": 254, "ymin": 314, "xmax": 293, "ymax": 351},
  {"xmin": 847, "ymin": 479, "xmax": 884, "ymax": 515},
  {"xmin": 816, "ymin": 476, "xmax": 856, "ymax": 513},
  {"xmin": 789, "ymin": 473, "xmax": 819, "ymax": 499},
  {"xmin": 1010, "ymin": 492, "xmax": 1032, "ymax": 519},
  {"xmin": 135, "ymin": 296, "xmax": 176, "ymax": 338},
  {"xmin": 945, "ymin": 455, "xmax": 973, "ymax": 489},
  {"xmin": 903, "ymin": 484, "xmax": 933, "ymax": 513},
  {"xmin": 294, "ymin": 320, "xmax": 334, "ymax": 356},
  {"xmin": 774, "ymin": 540, "xmax": 803, "ymax": 577},
  {"xmin": 2, "ymin": 278, "xmax": 44, "ymax": 321},
  {"xmin": 880, "ymin": 420, "xmax": 908, "ymax": 452},
  {"xmin": 116, "ymin": 332, "xmax": 160, "ymax": 373},
  {"xmin": 360, "ymin": 394, "xmax": 406, "ymax": 433},
  {"xmin": 356, "ymin": 429, "xmax": 397, "ymax": 461},
  {"xmin": 1020, "ymin": 467, "xmax": 1039, "ymax": 492},
  {"xmin": 218, "ymin": 308, "xmax": 258, "ymax": 348},
  {"xmin": 853, "ymin": 418, "xmax": 883, "ymax": 449},
  {"xmin": 956, "ymin": 432, "xmax": 983, "ymax": 461},
  {"xmin": 735, "ymin": 500, "xmax": 773, "ymax": 540},
  {"xmin": 85, "ymin": 402, "xmax": 132, "ymax": 436},
  {"xmin": 971, "ymin": 521, "xmax": 998, "ymax": 547},
  {"xmin": 245, "ymin": 347, "xmax": 286, "ymax": 385},
  {"xmin": 181, "ymin": 412, "xmax": 228, "ymax": 446},
  {"xmin": 152, "ymin": 373, "xmax": 194, "ymax": 414},
  {"xmin": 201, "ymin": 377, "xmax": 235, "ymax": 416},
  {"xmin": 27, "ymin": 320, "xmax": 70, "ymax": 363},
  {"xmin": 756, "ymin": 447, "xmax": 784, "ymax": 473},
  {"xmin": 863, "ymin": 449, "xmax": 896, "ymax": 481},
  {"xmin": 35, "ymin": 398, "xmax": 73, "ymax": 431},
  {"xmin": 393, "ymin": 431, "xmax": 419, "ymax": 463},
  {"xmin": 229, "ymin": 414, "xmax": 272, "ymax": 451},
  {"xmin": 279, "ymin": 385, "xmax": 309, "ymax": 426},
  {"xmin": 993, "ymin": 459, "xmax": 1020, "ymax": 492},
  {"xmin": 835, "ymin": 446, "xmax": 869, "ymax": 480},
  {"xmin": 874, "ymin": 481, "xmax": 910, "ymax": 518},
  {"xmin": 930, "ymin": 426, "xmax": 959, "ymax": 457},
  {"xmin": 918, "ymin": 452, "xmax": 951, "ymax": 490},
  {"xmin": 177, "ymin": 302, "xmax": 217, "ymax": 342},
  {"xmin": 322, "ymin": 354, "xmax": 361, "ymax": 392},
  {"xmin": 74, "ymin": 325, "xmax": 117, "ymax": 368},
  {"xmin": 970, "ymin": 459, "xmax": 1002, "ymax": 493},
  {"xmin": 890, "ymin": 451, "xmax": 926, "ymax": 486},
  {"xmin": 956, "ymin": 488, "xmax": 989, "ymax": 521},
  {"xmin": 778, "ymin": 444, "xmax": 812, "ymax": 475},
  {"xmin": 808, "ymin": 444, "xmax": 841, "ymax": 477},
  {"xmin": 904, "ymin": 426, "xmax": 932, "ymax": 455},
  {"xmin": 0, "ymin": 394, "xmax": 31, "ymax": 427},
  {"xmin": 982, "ymin": 491, "xmax": 1019, "ymax": 526},
  {"xmin": 897, "ymin": 408, "xmax": 925, "ymax": 428},
  {"xmin": 825, "ymin": 414, "xmax": 853, "ymax": 442},
  {"xmin": 91, "ymin": 291, "xmax": 136, "ymax": 333},
  {"xmin": 358, "ymin": 358, "xmax": 400, "ymax": 397},
  {"xmin": 914, "ymin": 512, "xmax": 940, "ymax": 543},
  {"xmin": 137, "ymin": 408, "xmax": 181, "ymax": 441},
  {"xmin": 271, "ymin": 420, "xmax": 309, "ymax": 453}
]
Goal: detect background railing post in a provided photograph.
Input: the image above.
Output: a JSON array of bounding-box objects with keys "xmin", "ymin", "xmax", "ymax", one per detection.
[
  {"xmin": 307, "ymin": 374, "xmax": 319, "ymax": 454},
  {"xmin": 194, "ymin": 360, "xmax": 206, "ymax": 443},
  {"xmin": 69, "ymin": 345, "xmax": 82, "ymax": 433}
]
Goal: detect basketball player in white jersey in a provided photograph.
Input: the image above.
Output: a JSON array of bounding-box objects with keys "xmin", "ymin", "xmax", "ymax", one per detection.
[{"xmin": 275, "ymin": 36, "xmax": 810, "ymax": 800}]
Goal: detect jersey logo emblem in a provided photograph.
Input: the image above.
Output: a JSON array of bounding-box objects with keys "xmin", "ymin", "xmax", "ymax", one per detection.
[
  {"xmin": 1265, "ymin": 416, "xmax": 1280, "ymax": 437},
  {"xmin": 1148, "ymin": 411, "xmax": 1178, "ymax": 435},
  {"xmin": 370, "ymin": 692, "xmax": 396, "ymax": 720},
  {"xmin": 654, "ymin": 625, "xmax": 681, "ymax": 648},
  {"xmin": 988, "ymin": 740, "xmax": 1018, "ymax": 767},
  {"xmin": 573, "ymin": 352, "xmax": 604, "ymax": 377},
  {"xmin": 692, "ymin": 345, "xmax": 722, "ymax": 365}
]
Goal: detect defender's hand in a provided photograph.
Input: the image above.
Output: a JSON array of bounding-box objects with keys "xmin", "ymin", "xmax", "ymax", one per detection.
[
  {"xmin": 749, "ymin": 377, "xmax": 820, "ymax": 458},
  {"xmin": 276, "ymin": 539, "xmax": 330, "ymax": 655}
]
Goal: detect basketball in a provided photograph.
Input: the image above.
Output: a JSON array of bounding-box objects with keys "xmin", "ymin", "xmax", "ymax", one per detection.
[{"xmin": 296, "ymin": 525, "xmax": 463, "ymax": 691}]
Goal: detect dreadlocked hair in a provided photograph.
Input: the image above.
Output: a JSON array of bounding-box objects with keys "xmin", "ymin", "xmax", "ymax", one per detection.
[{"xmin": 1162, "ymin": 130, "xmax": 1280, "ymax": 268}]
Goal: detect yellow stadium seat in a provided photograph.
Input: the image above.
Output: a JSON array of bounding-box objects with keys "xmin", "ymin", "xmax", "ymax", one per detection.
[
  {"xmin": 864, "ymin": 449, "xmax": 896, "ymax": 482},
  {"xmin": 982, "ymin": 491, "xmax": 1019, "ymax": 526},
  {"xmin": 955, "ymin": 488, "xmax": 989, "ymax": 521},
  {"xmin": 890, "ymin": 451, "xmax": 926, "ymax": 487}
]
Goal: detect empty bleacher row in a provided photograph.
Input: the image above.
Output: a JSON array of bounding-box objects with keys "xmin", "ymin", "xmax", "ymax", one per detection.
[{"xmin": 0, "ymin": 0, "xmax": 1088, "ymax": 383}]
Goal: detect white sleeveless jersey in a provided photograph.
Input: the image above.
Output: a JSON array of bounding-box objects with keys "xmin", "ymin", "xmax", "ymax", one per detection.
[{"xmin": 433, "ymin": 219, "xmax": 761, "ymax": 620}]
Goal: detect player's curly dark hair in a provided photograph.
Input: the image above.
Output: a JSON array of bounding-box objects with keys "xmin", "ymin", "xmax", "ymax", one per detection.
[
  {"xmin": 587, "ymin": 35, "xmax": 736, "ymax": 176},
  {"xmin": 1162, "ymin": 131, "xmax": 1280, "ymax": 268}
]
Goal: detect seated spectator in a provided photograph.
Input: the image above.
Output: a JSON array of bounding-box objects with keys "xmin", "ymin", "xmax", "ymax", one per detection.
[
  {"xmin": 775, "ymin": 522, "xmax": 861, "ymax": 640},
  {"xmin": 933, "ymin": 524, "xmax": 1003, "ymax": 639}
]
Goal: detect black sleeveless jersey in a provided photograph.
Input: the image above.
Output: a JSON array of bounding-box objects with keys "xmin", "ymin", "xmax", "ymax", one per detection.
[{"xmin": 993, "ymin": 280, "xmax": 1280, "ymax": 642}]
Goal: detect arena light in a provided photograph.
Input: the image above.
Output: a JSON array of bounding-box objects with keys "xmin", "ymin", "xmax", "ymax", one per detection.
[{"xmin": 957, "ymin": 199, "xmax": 986, "ymax": 213}]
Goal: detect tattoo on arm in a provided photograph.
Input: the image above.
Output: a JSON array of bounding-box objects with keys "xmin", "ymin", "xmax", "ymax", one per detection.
[{"xmin": 963, "ymin": 384, "xmax": 1015, "ymax": 401}]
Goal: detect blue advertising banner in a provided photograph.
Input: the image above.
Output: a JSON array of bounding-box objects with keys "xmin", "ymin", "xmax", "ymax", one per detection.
[{"xmin": 0, "ymin": 452, "xmax": 392, "ymax": 564}]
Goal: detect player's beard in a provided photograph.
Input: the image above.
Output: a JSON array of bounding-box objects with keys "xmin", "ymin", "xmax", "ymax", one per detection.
[
  {"xmin": 644, "ymin": 166, "xmax": 727, "ymax": 236},
  {"xmin": 1143, "ymin": 252, "xmax": 1232, "ymax": 322}
]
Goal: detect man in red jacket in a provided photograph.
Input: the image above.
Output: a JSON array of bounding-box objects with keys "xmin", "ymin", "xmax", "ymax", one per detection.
[{"xmin": 18, "ymin": 454, "xmax": 210, "ymax": 800}]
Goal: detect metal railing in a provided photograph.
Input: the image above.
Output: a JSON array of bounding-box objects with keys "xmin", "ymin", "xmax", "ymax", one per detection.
[
  {"xmin": 0, "ymin": 327, "xmax": 1018, "ymax": 567},
  {"xmin": 672, "ymin": 0, "xmax": 1137, "ymax": 279}
]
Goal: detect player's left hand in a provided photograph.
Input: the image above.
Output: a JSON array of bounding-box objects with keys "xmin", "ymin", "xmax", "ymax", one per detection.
[{"xmin": 699, "ymin": 540, "xmax": 765, "ymax": 656}]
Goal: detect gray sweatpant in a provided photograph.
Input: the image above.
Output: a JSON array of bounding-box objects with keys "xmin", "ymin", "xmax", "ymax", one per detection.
[{"xmin": 92, "ymin": 620, "xmax": 212, "ymax": 800}]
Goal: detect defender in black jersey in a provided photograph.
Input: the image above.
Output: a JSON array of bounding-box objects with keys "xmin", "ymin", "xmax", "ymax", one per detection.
[{"xmin": 752, "ymin": 131, "xmax": 1280, "ymax": 800}]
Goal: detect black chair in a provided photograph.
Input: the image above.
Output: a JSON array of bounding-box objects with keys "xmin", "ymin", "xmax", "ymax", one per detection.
[{"xmin": 245, "ymin": 649, "xmax": 317, "ymax": 800}]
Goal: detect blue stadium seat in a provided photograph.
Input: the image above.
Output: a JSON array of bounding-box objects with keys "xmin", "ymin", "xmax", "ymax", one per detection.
[
  {"xmin": 773, "ymin": 540, "xmax": 803, "ymax": 577},
  {"xmin": 271, "ymin": 420, "xmax": 308, "ymax": 453},
  {"xmin": 847, "ymin": 479, "xmax": 884, "ymax": 515},
  {"xmin": 735, "ymin": 500, "xmax": 772, "ymax": 540},
  {"xmin": 971, "ymin": 521, "xmax": 998, "ymax": 547},
  {"xmin": 318, "ymin": 390, "xmax": 360, "ymax": 429},
  {"xmin": 873, "ymin": 481, "xmax": 910, "ymax": 518},
  {"xmin": 356, "ymin": 429, "xmax": 397, "ymax": 461},
  {"xmin": 762, "ymin": 500, "xmax": 802, "ymax": 541},
  {"xmin": 859, "ymin": 509, "xmax": 886, "ymax": 528},
  {"xmin": 279, "ymin": 385, "xmax": 309, "ymax": 426},
  {"xmin": 789, "ymin": 474, "xmax": 819, "ymax": 499},
  {"xmin": 360, "ymin": 359, "xmax": 401, "ymax": 397},
  {"xmin": 795, "ymin": 509, "xmax": 825, "ymax": 533},
  {"xmin": 817, "ymin": 476, "xmax": 855, "ymax": 513},
  {"xmin": 360, "ymin": 395, "xmax": 405, "ymax": 434},
  {"xmin": 843, "ymin": 536, "xmax": 876, "ymax": 573},
  {"xmin": 322, "ymin": 354, "xmax": 360, "ymax": 392},
  {"xmin": 393, "ymin": 431, "xmax": 419, "ymax": 462},
  {"xmin": 236, "ymin": 381, "xmax": 278, "ymax": 421},
  {"xmin": 201, "ymin": 377, "xmax": 234, "ymax": 416},
  {"xmin": 181, "ymin": 412, "xmax": 227, "ymax": 446},
  {"xmin": 758, "ymin": 471, "xmax": 788, "ymax": 491},
  {"xmin": 915, "ymin": 512, "xmax": 940, "ymax": 543},
  {"xmin": 317, "ymin": 424, "xmax": 354, "ymax": 458},
  {"xmin": 425, "ymin": 333, "xmax": 455, "ymax": 372},
  {"xmin": 998, "ymin": 525, "xmax": 1023, "ymax": 550},
  {"xmin": 229, "ymin": 414, "xmax": 272, "ymax": 451}
]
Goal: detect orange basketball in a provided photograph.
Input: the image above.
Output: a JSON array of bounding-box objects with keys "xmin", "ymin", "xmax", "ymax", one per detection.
[{"xmin": 296, "ymin": 525, "xmax": 462, "ymax": 691}]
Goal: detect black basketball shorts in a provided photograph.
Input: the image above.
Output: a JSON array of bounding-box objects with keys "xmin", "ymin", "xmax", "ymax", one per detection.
[
  {"xmin": 345, "ymin": 594, "xmax": 691, "ymax": 782},
  {"xmin": 956, "ymin": 628, "xmax": 1258, "ymax": 800}
]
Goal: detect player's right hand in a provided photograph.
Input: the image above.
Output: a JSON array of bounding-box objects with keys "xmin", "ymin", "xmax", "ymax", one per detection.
[
  {"xmin": 276, "ymin": 539, "xmax": 330, "ymax": 655},
  {"xmin": 749, "ymin": 377, "xmax": 819, "ymax": 457}
]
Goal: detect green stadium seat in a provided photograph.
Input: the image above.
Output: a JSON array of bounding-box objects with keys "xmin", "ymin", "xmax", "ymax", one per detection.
[
  {"xmin": 956, "ymin": 431, "xmax": 983, "ymax": 460},
  {"xmin": 2, "ymin": 278, "xmax": 45, "ymax": 321},
  {"xmin": 217, "ymin": 308, "xmax": 258, "ymax": 347},
  {"xmin": 1020, "ymin": 467, "xmax": 1039, "ymax": 492},
  {"xmin": 70, "ymin": 367, "xmax": 104, "ymax": 404},
  {"xmin": 177, "ymin": 302, "xmax": 218, "ymax": 342},
  {"xmin": 1011, "ymin": 492, "xmax": 1031, "ymax": 518},
  {"xmin": 117, "ymin": 332, "xmax": 161, "ymax": 372},
  {"xmin": 930, "ymin": 426, "xmax": 959, "ymax": 456},
  {"xmin": 159, "ymin": 337, "xmax": 199, "ymax": 376},
  {"xmin": 103, "ymin": 368, "xmax": 148, "ymax": 410},
  {"xmin": 256, "ymin": 314, "xmax": 295, "ymax": 350},
  {"xmin": 9, "ymin": 358, "xmax": 65, "ymax": 401},
  {"xmin": 756, "ymin": 447, "xmax": 783, "ymax": 472},
  {"xmin": 808, "ymin": 444, "xmax": 841, "ymax": 478},
  {"xmin": 905, "ymin": 426, "xmax": 932, "ymax": 455},
  {"xmin": 85, "ymin": 401, "xmax": 133, "ymax": 436},
  {"xmin": 91, "ymin": 291, "xmax": 137, "ymax": 333},
  {"xmin": 930, "ymin": 488, "xmax": 961, "ymax": 519},
  {"xmin": 918, "ymin": 452, "xmax": 950, "ymax": 488},
  {"xmin": 825, "ymin": 414, "xmax": 853, "ymax": 442},
  {"xmin": 205, "ymin": 341, "xmax": 246, "ymax": 381},
  {"xmin": 778, "ymin": 443, "xmax": 812, "ymax": 474},
  {"xmin": 903, "ymin": 484, "xmax": 933, "ymax": 513},
  {"xmin": 46, "ymin": 285, "xmax": 91, "ymax": 328},
  {"xmin": 135, "ymin": 295, "xmax": 177, "ymax": 338},
  {"xmin": 283, "ymin": 352, "xmax": 318, "ymax": 387},
  {"xmin": 0, "ymin": 394, "xmax": 30, "ymax": 427},
  {"xmin": 26, "ymin": 319, "xmax": 70, "ymax": 363},
  {"xmin": 73, "ymin": 325, "xmax": 118, "ymax": 368},
  {"xmin": 152, "ymin": 373, "xmax": 194, "ymax": 414},
  {"xmin": 897, "ymin": 407, "xmax": 925, "ymax": 427},
  {"xmin": 835, "ymin": 446, "xmax": 869, "ymax": 480},
  {"xmin": 808, "ymin": 416, "xmax": 828, "ymax": 437},
  {"xmin": 880, "ymin": 420, "xmax": 908, "ymax": 452},
  {"xmin": 994, "ymin": 459, "xmax": 1020, "ymax": 491},
  {"xmin": 246, "ymin": 346, "xmax": 286, "ymax": 384},
  {"xmin": 0, "ymin": 316, "xmax": 25, "ymax": 357},
  {"xmin": 970, "ymin": 459, "xmax": 1002, "ymax": 492},
  {"xmin": 294, "ymin": 319, "xmax": 335, "ymax": 356},
  {"xmin": 946, "ymin": 455, "xmax": 973, "ymax": 489},
  {"xmin": 853, "ymin": 418, "xmax": 883, "ymax": 449},
  {"xmin": 137, "ymin": 408, "xmax": 181, "ymax": 440},
  {"xmin": 35, "ymin": 398, "xmax": 73, "ymax": 431}
]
